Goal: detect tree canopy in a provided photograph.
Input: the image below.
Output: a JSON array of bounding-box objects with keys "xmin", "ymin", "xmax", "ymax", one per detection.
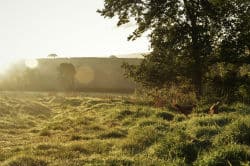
[
  {"xmin": 99, "ymin": 0, "xmax": 250, "ymax": 99},
  {"xmin": 48, "ymin": 54, "xmax": 58, "ymax": 59}
]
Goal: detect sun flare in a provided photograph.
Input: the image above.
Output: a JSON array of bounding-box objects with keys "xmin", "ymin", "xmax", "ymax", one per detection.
[
  {"xmin": 0, "ymin": 57, "xmax": 16, "ymax": 74},
  {"xmin": 25, "ymin": 59, "xmax": 39, "ymax": 69}
]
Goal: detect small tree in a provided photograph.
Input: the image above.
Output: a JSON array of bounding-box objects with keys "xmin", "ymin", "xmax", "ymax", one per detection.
[
  {"xmin": 109, "ymin": 55, "xmax": 118, "ymax": 58},
  {"xmin": 48, "ymin": 54, "xmax": 58, "ymax": 59}
]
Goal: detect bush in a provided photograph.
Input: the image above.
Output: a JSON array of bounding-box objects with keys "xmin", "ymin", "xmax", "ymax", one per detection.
[{"xmin": 133, "ymin": 84, "xmax": 197, "ymax": 108}]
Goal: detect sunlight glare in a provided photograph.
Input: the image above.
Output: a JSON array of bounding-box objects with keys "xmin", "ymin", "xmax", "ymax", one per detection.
[
  {"xmin": 75, "ymin": 66, "xmax": 95, "ymax": 84},
  {"xmin": 25, "ymin": 59, "xmax": 39, "ymax": 69},
  {"xmin": 0, "ymin": 57, "xmax": 15, "ymax": 74}
]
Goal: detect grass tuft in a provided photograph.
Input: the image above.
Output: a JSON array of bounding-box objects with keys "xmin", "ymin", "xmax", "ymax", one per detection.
[
  {"xmin": 3, "ymin": 156, "xmax": 47, "ymax": 166},
  {"xmin": 214, "ymin": 117, "xmax": 250, "ymax": 146},
  {"xmin": 156, "ymin": 111, "xmax": 174, "ymax": 121},
  {"xmin": 194, "ymin": 145, "xmax": 250, "ymax": 166}
]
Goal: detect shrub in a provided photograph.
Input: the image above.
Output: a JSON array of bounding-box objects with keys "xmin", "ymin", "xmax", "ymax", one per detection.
[{"xmin": 134, "ymin": 85, "xmax": 197, "ymax": 108}]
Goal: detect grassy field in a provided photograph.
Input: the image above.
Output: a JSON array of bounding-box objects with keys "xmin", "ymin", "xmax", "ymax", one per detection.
[{"xmin": 0, "ymin": 92, "xmax": 250, "ymax": 166}]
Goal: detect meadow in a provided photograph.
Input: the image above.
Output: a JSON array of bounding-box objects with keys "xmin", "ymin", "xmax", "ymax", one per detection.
[{"xmin": 0, "ymin": 92, "xmax": 250, "ymax": 166}]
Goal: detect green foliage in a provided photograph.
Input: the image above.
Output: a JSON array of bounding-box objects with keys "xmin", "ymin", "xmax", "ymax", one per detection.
[
  {"xmin": 100, "ymin": 0, "xmax": 250, "ymax": 100},
  {"xmin": 48, "ymin": 54, "xmax": 58, "ymax": 59},
  {"xmin": 206, "ymin": 63, "xmax": 250, "ymax": 103},
  {"xmin": 134, "ymin": 84, "xmax": 197, "ymax": 107}
]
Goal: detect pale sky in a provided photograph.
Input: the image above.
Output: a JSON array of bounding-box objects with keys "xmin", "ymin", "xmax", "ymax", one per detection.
[{"xmin": 0, "ymin": 0, "xmax": 150, "ymax": 61}]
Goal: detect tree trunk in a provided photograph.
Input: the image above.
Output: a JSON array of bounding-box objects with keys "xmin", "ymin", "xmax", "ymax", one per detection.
[
  {"xmin": 192, "ymin": 32, "xmax": 203, "ymax": 98},
  {"xmin": 193, "ymin": 62, "xmax": 203, "ymax": 98},
  {"xmin": 184, "ymin": 0, "xmax": 203, "ymax": 98}
]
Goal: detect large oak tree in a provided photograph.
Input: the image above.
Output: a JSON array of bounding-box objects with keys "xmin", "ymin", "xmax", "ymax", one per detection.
[{"xmin": 99, "ymin": 0, "xmax": 250, "ymax": 97}]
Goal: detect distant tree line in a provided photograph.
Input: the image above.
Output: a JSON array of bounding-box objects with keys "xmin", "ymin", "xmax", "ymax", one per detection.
[{"xmin": 0, "ymin": 59, "xmax": 137, "ymax": 92}]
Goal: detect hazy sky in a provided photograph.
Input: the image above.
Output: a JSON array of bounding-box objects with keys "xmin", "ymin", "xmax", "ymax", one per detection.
[{"xmin": 0, "ymin": 0, "xmax": 150, "ymax": 60}]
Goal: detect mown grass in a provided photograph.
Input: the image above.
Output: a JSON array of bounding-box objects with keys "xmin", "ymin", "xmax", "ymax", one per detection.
[{"xmin": 0, "ymin": 92, "xmax": 249, "ymax": 165}]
